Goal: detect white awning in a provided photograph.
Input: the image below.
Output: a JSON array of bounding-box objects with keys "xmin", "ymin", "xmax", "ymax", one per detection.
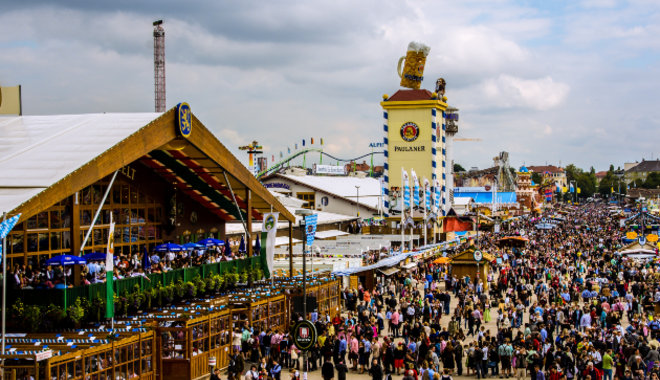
[
  {"xmin": 377, "ymin": 267, "xmax": 400, "ymax": 276},
  {"xmin": 275, "ymin": 236, "xmax": 301, "ymax": 247},
  {"xmin": 400, "ymin": 262, "xmax": 417, "ymax": 270},
  {"xmin": 315, "ymin": 230, "xmax": 350, "ymax": 239}
]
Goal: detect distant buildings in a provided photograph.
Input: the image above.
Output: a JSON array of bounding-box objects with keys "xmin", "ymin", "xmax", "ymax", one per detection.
[
  {"xmin": 527, "ymin": 165, "xmax": 567, "ymax": 188},
  {"xmin": 624, "ymin": 159, "xmax": 660, "ymax": 184}
]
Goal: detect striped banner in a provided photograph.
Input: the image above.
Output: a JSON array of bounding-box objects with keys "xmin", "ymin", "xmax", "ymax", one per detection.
[
  {"xmin": 424, "ymin": 178, "xmax": 431, "ymax": 210},
  {"xmin": 411, "ymin": 169, "xmax": 420, "ymax": 207},
  {"xmin": 402, "ymin": 168, "xmax": 411, "ymax": 209}
]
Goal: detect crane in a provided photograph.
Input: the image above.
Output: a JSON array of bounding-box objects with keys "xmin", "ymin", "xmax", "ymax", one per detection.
[{"xmin": 454, "ymin": 138, "xmax": 482, "ymax": 142}]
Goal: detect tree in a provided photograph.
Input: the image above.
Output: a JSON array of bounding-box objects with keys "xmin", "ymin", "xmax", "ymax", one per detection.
[
  {"xmin": 453, "ymin": 163, "xmax": 465, "ymax": 172},
  {"xmin": 564, "ymin": 164, "xmax": 580, "ymax": 183},
  {"xmin": 643, "ymin": 172, "xmax": 660, "ymax": 189},
  {"xmin": 531, "ymin": 172, "xmax": 543, "ymax": 185}
]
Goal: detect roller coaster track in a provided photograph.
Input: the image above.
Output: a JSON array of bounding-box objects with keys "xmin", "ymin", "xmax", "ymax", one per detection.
[{"xmin": 256, "ymin": 148, "xmax": 384, "ymax": 179}]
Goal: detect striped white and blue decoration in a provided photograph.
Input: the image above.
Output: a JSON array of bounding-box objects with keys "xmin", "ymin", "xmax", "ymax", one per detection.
[
  {"xmin": 411, "ymin": 169, "xmax": 420, "ymax": 207},
  {"xmin": 434, "ymin": 179, "xmax": 441, "ymax": 213},
  {"xmin": 424, "ymin": 178, "xmax": 431, "ymax": 210},
  {"xmin": 0, "ymin": 213, "xmax": 21, "ymax": 262},
  {"xmin": 383, "ymin": 111, "xmax": 389, "ymax": 217},
  {"xmin": 441, "ymin": 110, "xmax": 447, "ymax": 216},
  {"xmin": 402, "ymin": 168, "xmax": 411, "ymax": 209},
  {"xmin": 431, "ymin": 108, "xmax": 437, "ymax": 185}
]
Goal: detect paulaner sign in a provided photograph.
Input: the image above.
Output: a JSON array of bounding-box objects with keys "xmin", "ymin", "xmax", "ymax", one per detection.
[{"xmin": 394, "ymin": 146, "xmax": 426, "ymax": 152}]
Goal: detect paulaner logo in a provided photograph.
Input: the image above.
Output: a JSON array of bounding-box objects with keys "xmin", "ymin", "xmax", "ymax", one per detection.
[{"xmin": 400, "ymin": 122, "xmax": 420, "ymax": 142}]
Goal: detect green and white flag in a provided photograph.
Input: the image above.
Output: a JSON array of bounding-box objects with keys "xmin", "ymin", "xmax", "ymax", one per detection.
[
  {"xmin": 105, "ymin": 214, "xmax": 115, "ymax": 319},
  {"xmin": 260, "ymin": 212, "xmax": 279, "ymax": 278}
]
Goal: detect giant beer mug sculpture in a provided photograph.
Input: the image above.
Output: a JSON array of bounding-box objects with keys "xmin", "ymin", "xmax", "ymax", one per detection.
[{"xmin": 397, "ymin": 41, "xmax": 431, "ymax": 90}]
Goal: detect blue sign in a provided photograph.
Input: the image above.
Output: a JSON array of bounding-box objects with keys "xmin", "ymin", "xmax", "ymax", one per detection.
[
  {"xmin": 304, "ymin": 214, "xmax": 318, "ymax": 247},
  {"xmin": 177, "ymin": 102, "xmax": 192, "ymax": 138}
]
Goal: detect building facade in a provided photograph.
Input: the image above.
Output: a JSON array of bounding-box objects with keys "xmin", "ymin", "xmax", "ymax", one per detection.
[
  {"xmin": 0, "ymin": 107, "xmax": 294, "ymax": 270},
  {"xmin": 380, "ymin": 89, "xmax": 449, "ymax": 216}
]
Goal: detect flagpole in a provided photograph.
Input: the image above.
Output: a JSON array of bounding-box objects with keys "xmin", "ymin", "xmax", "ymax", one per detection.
[
  {"xmin": 1, "ymin": 212, "xmax": 7, "ymax": 376},
  {"xmin": 423, "ymin": 183, "xmax": 428, "ymax": 247},
  {"xmin": 401, "ymin": 171, "xmax": 404, "ymax": 253},
  {"xmin": 409, "ymin": 194, "xmax": 413, "ymax": 252}
]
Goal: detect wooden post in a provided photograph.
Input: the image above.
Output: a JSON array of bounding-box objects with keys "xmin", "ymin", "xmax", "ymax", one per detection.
[
  {"xmin": 246, "ymin": 189, "xmax": 252, "ymax": 257},
  {"xmin": 288, "ymin": 222, "xmax": 293, "ymax": 277}
]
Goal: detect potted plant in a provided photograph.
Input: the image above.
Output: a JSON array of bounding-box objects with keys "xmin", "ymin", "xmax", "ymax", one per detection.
[
  {"xmin": 24, "ymin": 304, "xmax": 43, "ymax": 332},
  {"xmin": 42, "ymin": 304, "xmax": 66, "ymax": 330},
  {"xmin": 204, "ymin": 277, "xmax": 215, "ymax": 295},
  {"xmin": 184, "ymin": 281, "xmax": 197, "ymax": 298},
  {"xmin": 174, "ymin": 282, "xmax": 185, "ymax": 300},
  {"xmin": 67, "ymin": 298, "xmax": 85, "ymax": 328}
]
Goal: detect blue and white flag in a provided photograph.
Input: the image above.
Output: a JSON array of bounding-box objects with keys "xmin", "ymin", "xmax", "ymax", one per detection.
[
  {"xmin": 411, "ymin": 169, "xmax": 420, "ymax": 207},
  {"xmin": 402, "ymin": 168, "xmax": 411, "ymax": 209},
  {"xmin": 434, "ymin": 179, "xmax": 441, "ymax": 213},
  {"xmin": 570, "ymin": 184, "xmax": 575, "ymax": 193},
  {"xmin": 423, "ymin": 178, "xmax": 431, "ymax": 210},
  {"xmin": 0, "ymin": 214, "xmax": 21, "ymax": 262},
  {"xmin": 304, "ymin": 214, "xmax": 318, "ymax": 247}
]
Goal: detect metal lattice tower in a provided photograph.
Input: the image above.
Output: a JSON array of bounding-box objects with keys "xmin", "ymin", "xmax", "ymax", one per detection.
[{"xmin": 153, "ymin": 20, "xmax": 165, "ymax": 112}]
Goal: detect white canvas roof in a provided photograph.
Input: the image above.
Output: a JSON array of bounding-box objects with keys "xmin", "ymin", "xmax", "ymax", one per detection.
[
  {"xmin": 314, "ymin": 229, "xmax": 350, "ymax": 239},
  {"xmin": 278, "ymin": 174, "xmax": 382, "ymax": 209},
  {"xmin": 0, "ymin": 113, "xmax": 159, "ymax": 213}
]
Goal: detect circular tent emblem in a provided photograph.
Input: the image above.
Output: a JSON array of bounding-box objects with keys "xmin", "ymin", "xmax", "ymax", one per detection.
[
  {"xmin": 292, "ymin": 320, "xmax": 317, "ymax": 351},
  {"xmin": 473, "ymin": 250, "xmax": 483, "ymax": 262},
  {"xmin": 264, "ymin": 215, "xmax": 276, "ymax": 231},
  {"xmin": 177, "ymin": 102, "xmax": 192, "ymax": 138},
  {"xmin": 400, "ymin": 122, "xmax": 420, "ymax": 142}
]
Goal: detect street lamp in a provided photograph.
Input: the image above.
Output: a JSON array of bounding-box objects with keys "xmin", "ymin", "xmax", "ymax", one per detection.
[
  {"xmin": 355, "ymin": 185, "xmax": 360, "ymax": 218},
  {"xmin": 294, "ymin": 208, "xmax": 313, "ymax": 379}
]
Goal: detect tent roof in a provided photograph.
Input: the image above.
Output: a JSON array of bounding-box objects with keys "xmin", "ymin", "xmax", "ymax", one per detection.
[
  {"xmin": 0, "ymin": 108, "xmax": 295, "ymax": 222},
  {"xmin": 454, "ymin": 191, "xmax": 517, "ymax": 204},
  {"xmin": 269, "ymin": 173, "xmax": 382, "ymax": 210},
  {"xmin": 0, "ymin": 113, "xmax": 158, "ymax": 213}
]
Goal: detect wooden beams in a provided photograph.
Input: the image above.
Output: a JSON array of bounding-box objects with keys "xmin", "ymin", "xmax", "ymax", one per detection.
[
  {"xmin": 186, "ymin": 115, "xmax": 295, "ymax": 223},
  {"xmin": 246, "ymin": 189, "xmax": 252, "ymax": 256}
]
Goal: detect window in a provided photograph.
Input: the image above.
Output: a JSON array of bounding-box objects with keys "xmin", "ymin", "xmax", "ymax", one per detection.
[{"xmin": 296, "ymin": 192, "xmax": 315, "ymax": 209}]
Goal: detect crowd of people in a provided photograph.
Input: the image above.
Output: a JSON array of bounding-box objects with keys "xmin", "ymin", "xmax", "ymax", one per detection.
[
  {"xmin": 222, "ymin": 201, "xmax": 660, "ymax": 380},
  {"xmin": 6, "ymin": 238, "xmax": 256, "ymax": 290}
]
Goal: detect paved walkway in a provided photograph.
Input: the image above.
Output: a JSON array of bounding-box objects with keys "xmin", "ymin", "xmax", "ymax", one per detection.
[{"xmin": 266, "ymin": 282, "xmax": 504, "ymax": 380}]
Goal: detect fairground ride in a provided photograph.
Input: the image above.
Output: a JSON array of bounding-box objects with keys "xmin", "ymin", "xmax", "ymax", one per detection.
[{"xmin": 255, "ymin": 148, "xmax": 384, "ymax": 179}]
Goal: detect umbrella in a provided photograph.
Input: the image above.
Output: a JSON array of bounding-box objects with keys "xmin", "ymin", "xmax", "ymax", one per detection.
[
  {"xmin": 154, "ymin": 243, "xmax": 184, "ymax": 252},
  {"xmin": 224, "ymin": 239, "xmax": 232, "ymax": 256},
  {"xmin": 45, "ymin": 255, "xmax": 86, "ymax": 304},
  {"xmin": 254, "ymin": 235, "xmax": 261, "ymax": 255},
  {"xmin": 183, "ymin": 242, "xmax": 204, "ymax": 250},
  {"xmin": 82, "ymin": 252, "xmax": 114, "ymax": 262},
  {"xmin": 45, "ymin": 254, "xmax": 87, "ymax": 266},
  {"xmin": 238, "ymin": 235, "xmax": 246, "ymax": 254},
  {"xmin": 432, "ymin": 257, "xmax": 450, "ymax": 264},
  {"xmin": 142, "ymin": 246, "xmax": 151, "ymax": 270},
  {"xmin": 197, "ymin": 238, "xmax": 224, "ymax": 247}
]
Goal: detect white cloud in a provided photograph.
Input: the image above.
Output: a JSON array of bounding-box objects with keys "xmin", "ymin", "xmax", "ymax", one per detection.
[
  {"xmin": 0, "ymin": 0, "xmax": 659, "ymax": 172},
  {"xmin": 480, "ymin": 75, "xmax": 570, "ymax": 111}
]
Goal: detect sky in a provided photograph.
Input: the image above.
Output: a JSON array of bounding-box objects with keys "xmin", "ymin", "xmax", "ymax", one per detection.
[{"xmin": 1, "ymin": 0, "xmax": 660, "ymax": 172}]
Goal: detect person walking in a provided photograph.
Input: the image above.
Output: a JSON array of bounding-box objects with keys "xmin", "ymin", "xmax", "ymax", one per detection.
[
  {"xmin": 322, "ymin": 359, "xmax": 335, "ymax": 380},
  {"xmin": 369, "ymin": 358, "xmax": 384, "ymax": 380},
  {"xmin": 335, "ymin": 359, "xmax": 349, "ymax": 380}
]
